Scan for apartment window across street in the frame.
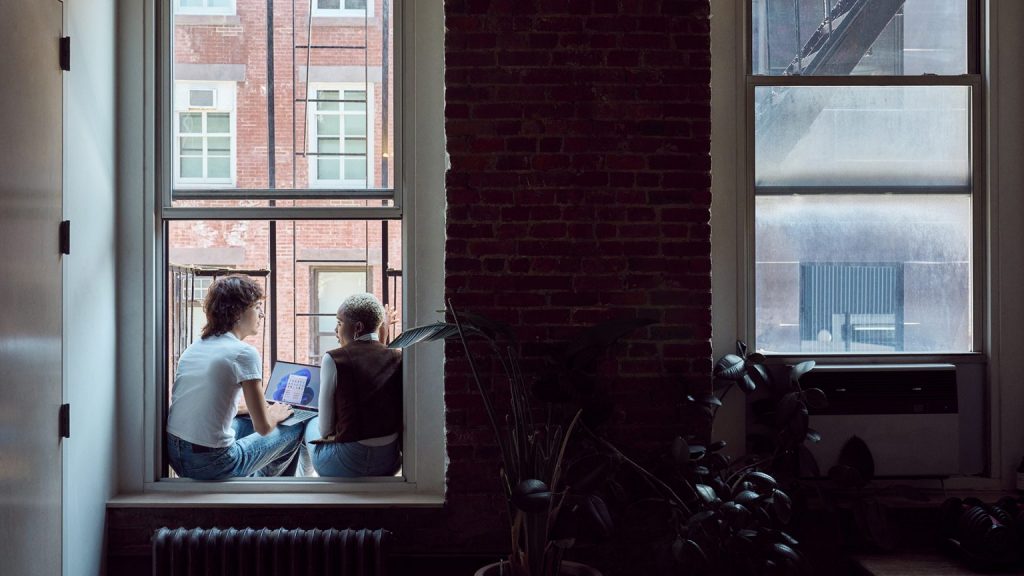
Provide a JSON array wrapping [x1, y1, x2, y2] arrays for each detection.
[[161, 0, 405, 482], [750, 0, 979, 354], [176, 0, 236, 16], [309, 85, 373, 188], [312, 0, 372, 18], [174, 82, 236, 186]]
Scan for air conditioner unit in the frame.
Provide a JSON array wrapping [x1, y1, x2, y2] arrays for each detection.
[[188, 88, 216, 109], [800, 363, 984, 477]]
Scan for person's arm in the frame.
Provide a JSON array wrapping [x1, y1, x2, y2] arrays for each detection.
[[318, 353, 336, 438], [241, 379, 292, 435]]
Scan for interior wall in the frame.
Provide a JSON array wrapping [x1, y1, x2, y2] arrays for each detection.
[[63, 0, 119, 575]]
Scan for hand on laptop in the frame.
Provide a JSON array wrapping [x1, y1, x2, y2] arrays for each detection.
[[268, 402, 293, 425]]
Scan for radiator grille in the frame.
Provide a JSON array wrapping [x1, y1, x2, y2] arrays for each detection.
[[153, 527, 391, 576]]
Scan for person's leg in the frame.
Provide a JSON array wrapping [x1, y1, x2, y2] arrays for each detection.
[[363, 440, 402, 476], [310, 441, 366, 477], [167, 434, 236, 480], [227, 422, 304, 477]]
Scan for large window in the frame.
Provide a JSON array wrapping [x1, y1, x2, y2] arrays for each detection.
[[750, 0, 979, 354], [161, 0, 405, 481]]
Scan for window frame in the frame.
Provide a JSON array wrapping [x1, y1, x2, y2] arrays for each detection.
[[311, 0, 374, 19], [135, 0, 446, 498], [173, 81, 237, 188], [175, 0, 236, 17], [742, 0, 985, 357], [307, 83, 375, 189]]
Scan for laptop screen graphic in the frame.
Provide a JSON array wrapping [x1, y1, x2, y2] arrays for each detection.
[[266, 362, 320, 409]]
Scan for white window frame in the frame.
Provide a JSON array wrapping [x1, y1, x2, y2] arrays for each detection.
[[739, 0, 983, 357], [307, 83, 375, 189], [112, 0, 445, 504], [175, 0, 236, 17], [308, 266, 373, 363], [311, 0, 374, 19], [173, 81, 236, 188]]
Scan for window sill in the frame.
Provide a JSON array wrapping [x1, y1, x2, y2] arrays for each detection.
[[109, 487, 444, 508], [310, 17, 381, 28], [174, 15, 242, 26], [757, 351, 987, 365]]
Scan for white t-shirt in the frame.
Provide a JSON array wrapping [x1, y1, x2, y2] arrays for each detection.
[[317, 333, 398, 446], [166, 332, 263, 448]]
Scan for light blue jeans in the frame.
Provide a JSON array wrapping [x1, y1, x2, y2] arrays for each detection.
[[303, 416, 401, 477], [167, 417, 304, 479]]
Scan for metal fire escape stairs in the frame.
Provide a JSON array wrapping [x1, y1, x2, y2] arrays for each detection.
[[756, 0, 907, 168]]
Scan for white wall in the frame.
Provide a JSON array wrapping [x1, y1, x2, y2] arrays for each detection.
[[63, 0, 118, 574]]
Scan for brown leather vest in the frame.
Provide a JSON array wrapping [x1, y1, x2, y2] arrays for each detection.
[[318, 339, 403, 444]]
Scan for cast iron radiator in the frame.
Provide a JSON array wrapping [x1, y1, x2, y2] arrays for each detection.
[[152, 527, 392, 576]]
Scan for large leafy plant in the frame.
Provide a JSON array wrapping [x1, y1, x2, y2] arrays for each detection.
[[389, 303, 652, 576]]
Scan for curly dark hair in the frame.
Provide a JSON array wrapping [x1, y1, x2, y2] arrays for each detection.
[[201, 274, 265, 339]]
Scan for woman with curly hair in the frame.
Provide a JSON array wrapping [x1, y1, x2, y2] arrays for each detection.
[[166, 274, 303, 479]]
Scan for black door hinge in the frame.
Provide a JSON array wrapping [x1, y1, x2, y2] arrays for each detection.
[[59, 220, 70, 255], [60, 37, 70, 71], [59, 404, 70, 439]]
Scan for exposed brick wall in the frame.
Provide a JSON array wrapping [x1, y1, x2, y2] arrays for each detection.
[[107, 1, 711, 573]]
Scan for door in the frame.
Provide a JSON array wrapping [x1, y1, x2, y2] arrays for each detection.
[[0, 1, 65, 574]]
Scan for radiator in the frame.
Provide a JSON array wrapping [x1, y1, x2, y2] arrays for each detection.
[[153, 527, 392, 576]]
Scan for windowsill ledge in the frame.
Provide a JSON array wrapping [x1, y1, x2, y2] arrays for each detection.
[[108, 490, 444, 509]]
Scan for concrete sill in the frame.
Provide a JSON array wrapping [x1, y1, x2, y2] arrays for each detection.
[[108, 491, 444, 508]]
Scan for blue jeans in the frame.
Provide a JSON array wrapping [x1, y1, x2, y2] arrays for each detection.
[[168, 417, 304, 479], [304, 416, 401, 477]]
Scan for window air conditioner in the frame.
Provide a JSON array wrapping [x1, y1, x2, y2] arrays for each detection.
[[800, 363, 984, 477]]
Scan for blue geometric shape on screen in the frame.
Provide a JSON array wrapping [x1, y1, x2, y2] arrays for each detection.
[[272, 368, 315, 405]]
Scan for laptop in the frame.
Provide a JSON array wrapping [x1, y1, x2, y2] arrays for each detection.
[[263, 360, 322, 426]]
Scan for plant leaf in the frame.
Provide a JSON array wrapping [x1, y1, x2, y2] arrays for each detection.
[[736, 340, 749, 358], [789, 360, 816, 384], [742, 471, 779, 492], [696, 484, 719, 504], [801, 388, 828, 410], [671, 436, 691, 466], [746, 362, 769, 390], [772, 489, 793, 524], [805, 428, 822, 443], [387, 322, 458, 349], [836, 435, 875, 485], [510, 479, 551, 514], [739, 373, 757, 394], [714, 354, 746, 380]]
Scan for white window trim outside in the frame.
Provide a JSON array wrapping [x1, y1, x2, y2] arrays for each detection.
[[307, 83, 375, 189], [175, 0, 236, 17], [173, 80, 236, 188], [312, 0, 374, 19], [309, 265, 373, 364], [112, 0, 445, 504]]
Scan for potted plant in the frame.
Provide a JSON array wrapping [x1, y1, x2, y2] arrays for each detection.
[[389, 303, 653, 576]]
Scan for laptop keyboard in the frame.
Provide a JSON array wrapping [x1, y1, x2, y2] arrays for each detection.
[[282, 408, 317, 426]]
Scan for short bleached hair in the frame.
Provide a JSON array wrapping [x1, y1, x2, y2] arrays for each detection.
[[338, 292, 385, 333]]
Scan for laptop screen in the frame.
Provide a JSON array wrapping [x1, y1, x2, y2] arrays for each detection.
[[264, 361, 321, 410]]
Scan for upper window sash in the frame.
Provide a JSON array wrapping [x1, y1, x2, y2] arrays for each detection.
[[161, 0, 400, 218], [748, 0, 979, 77]]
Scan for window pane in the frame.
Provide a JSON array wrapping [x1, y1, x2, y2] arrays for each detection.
[[755, 195, 971, 353], [180, 0, 202, 8], [318, 0, 341, 9], [180, 137, 203, 154], [344, 90, 367, 112], [179, 113, 202, 134], [207, 157, 230, 179], [208, 0, 231, 7], [751, 0, 968, 75], [180, 157, 203, 178], [318, 138, 340, 154], [344, 115, 366, 137], [207, 113, 230, 134], [344, 139, 366, 154], [207, 136, 231, 154], [316, 270, 368, 333], [345, 0, 367, 10], [318, 158, 340, 180], [317, 90, 340, 111], [317, 115, 340, 136], [755, 85, 971, 189], [344, 158, 367, 181]]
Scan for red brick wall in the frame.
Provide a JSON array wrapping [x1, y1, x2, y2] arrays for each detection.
[[108, 1, 711, 573]]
